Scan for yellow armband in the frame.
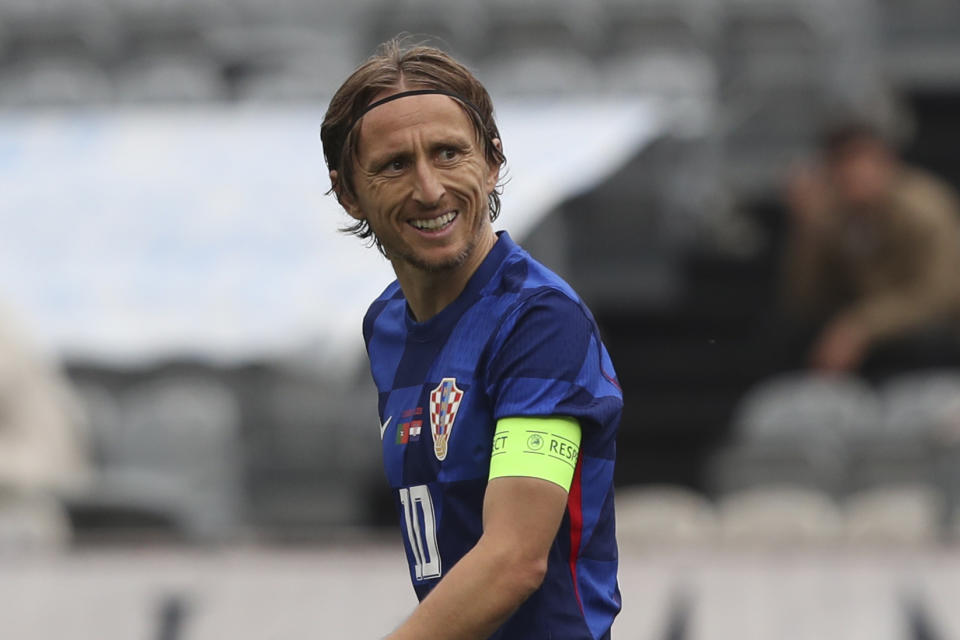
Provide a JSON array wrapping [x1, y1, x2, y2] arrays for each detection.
[[489, 416, 582, 490]]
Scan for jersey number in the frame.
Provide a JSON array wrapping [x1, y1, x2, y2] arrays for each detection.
[[399, 485, 442, 580]]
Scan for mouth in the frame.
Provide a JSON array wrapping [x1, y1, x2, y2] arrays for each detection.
[[408, 210, 458, 233]]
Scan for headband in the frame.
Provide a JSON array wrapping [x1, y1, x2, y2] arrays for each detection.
[[343, 89, 485, 139]]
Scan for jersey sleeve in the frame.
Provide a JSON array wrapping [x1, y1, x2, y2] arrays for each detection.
[[483, 289, 621, 431]]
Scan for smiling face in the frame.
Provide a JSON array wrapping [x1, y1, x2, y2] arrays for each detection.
[[336, 91, 500, 279]]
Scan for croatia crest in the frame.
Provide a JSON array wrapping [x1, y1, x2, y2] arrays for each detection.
[[429, 377, 464, 461]]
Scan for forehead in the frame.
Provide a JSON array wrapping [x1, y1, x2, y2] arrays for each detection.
[[356, 93, 476, 157]]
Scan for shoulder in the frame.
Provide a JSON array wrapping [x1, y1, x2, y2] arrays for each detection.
[[485, 281, 600, 381], [504, 286, 594, 336], [487, 240, 590, 321], [362, 280, 404, 347], [894, 168, 960, 228]]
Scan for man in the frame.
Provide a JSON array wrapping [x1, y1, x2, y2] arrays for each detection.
[[783, 121, 960, 372], [321, 40, 621, 639]]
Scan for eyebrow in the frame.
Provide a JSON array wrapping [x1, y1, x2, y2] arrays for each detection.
[[366, 135, 473, 169], [366, 150, 412, 170]]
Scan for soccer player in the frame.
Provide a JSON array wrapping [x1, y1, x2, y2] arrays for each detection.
[[320, 39, 622, 639]]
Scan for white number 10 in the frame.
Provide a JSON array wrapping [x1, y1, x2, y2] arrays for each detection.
[[399, 484, 442, 580]]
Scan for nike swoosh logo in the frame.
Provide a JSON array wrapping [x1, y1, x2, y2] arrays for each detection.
[[380, 416, 392, 440]]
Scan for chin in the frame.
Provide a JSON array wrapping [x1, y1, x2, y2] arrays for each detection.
[[407, 247, 472, 273]]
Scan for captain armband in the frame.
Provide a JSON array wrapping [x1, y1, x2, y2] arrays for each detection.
[[488, 416, 582, 491]]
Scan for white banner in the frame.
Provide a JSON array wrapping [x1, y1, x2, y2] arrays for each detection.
[[0, 100, 661, 365]]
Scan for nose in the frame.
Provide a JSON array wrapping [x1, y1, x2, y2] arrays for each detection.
[[411, 158, 445, 206]]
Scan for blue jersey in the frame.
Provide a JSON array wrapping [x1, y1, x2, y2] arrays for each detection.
[[363, 231, 622, 639]]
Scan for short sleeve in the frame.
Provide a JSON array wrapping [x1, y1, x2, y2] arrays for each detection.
[[484, 289, 618, 427]]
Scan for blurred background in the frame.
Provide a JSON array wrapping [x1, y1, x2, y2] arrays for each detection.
[[3, 0, 960, 637]]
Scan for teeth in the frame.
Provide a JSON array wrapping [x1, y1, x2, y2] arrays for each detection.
[[411, 211, 456, 231]]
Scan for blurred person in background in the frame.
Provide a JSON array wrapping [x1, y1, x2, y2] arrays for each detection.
[[782, 120, 960, 374], [0, 305, 90, 545], [321, 40, 621, 639]]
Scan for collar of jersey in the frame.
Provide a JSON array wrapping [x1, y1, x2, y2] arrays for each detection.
[[405, 230, 516, 341]]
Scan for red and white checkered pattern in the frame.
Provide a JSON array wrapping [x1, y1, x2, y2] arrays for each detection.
[[430, 378, 464, 460]]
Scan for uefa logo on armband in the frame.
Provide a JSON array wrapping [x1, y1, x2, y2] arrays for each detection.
[[429, 377, 463, 461]]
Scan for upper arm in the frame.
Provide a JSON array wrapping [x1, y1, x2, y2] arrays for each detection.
[[480, 475, 568, 577], [485, 289, 618, 422]]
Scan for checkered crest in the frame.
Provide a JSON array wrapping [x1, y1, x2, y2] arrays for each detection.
[[430, 377, 463, 461]]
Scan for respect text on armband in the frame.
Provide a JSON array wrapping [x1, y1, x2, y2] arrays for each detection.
[[523, 430, 578, 468]]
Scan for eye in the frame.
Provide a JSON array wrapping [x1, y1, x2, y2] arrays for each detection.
[[381, 157, 407, 174], [438, 147, 460, 162]]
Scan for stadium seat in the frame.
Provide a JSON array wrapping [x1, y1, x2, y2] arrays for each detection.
[[482, 0, 604, 58], [599, 49, 716, 100], [0, 56, 114, 107], [363, 0, 487, 62], [480, 50, 600, 97], [598, 0, 721, 58], [842, 370, 960, 494], [114, 52, 225, 104], [877, 371, 960, 535], [616, 485, 718, 546], [843, 484, 945, 544], [709, 372, 882, 496], [879, 369, 960, 443], [717, 0, 848, 196], [70, 382, 122, 468], [0, 492, 72, 553], [91, 375, 243, 539], [718, 485, 844, 545], [876, 0, 960, 88], [243, 370, 381, 529], [108, 0, 238, 31], [219, 26, 358, 103]]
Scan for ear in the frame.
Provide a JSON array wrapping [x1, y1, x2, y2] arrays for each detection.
[[330, 170, 365, 221], [485, 138, 502, 193]]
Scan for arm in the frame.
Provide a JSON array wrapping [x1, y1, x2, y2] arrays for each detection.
[[839, 220, 959, 342], [781, 164, 840, 318], [386, 475, 568, 640], [811, 188, 960, 370]]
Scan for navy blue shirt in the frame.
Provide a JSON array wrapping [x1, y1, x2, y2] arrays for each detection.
[[364, 231, 622, 639]]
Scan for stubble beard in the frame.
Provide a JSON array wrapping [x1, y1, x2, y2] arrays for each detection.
[[381, 211, 485, 274]]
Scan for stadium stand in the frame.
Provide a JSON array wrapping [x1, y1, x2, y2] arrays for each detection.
[[877, 0, 960, 90], [219, 26, 356, 103], [843, 484, 944, 544], [71, 381, 122, 469], [243, 366, 381, 534], [842, 370, 960, 497], [5, 6, 960, 638], [0, 55, 114, 107], [616, 485, 719, 546], [717, 485, 844, 544], [0, 492, 72, 553], [72, 375, 244, 540], [482, 0, 604, 58], [114, 51, 226, 103], [710, 373, 881, 497], [599, 0, 721, 57], [0, 0, 957, 552], [481, 49, 600, 97], [364, 0, 488, 63], [717, 0, 843, 195]]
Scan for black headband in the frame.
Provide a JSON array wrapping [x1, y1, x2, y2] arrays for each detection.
[[344, 89, 485, 139]]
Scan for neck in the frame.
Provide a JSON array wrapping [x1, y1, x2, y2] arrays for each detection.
[[394, 230, 498, 322]]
